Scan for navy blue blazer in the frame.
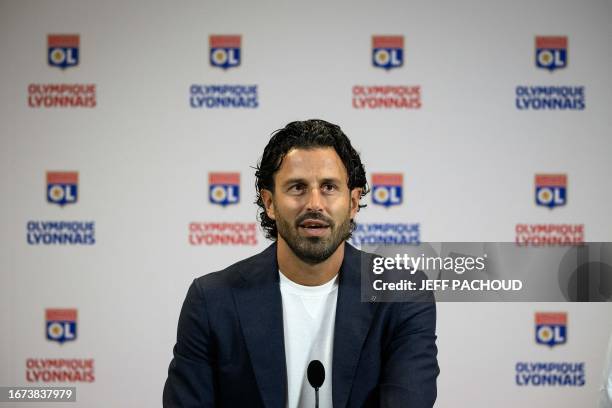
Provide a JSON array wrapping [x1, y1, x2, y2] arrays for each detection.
[[163, 243, 438, 407]]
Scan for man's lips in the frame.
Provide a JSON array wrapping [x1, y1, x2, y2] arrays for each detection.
[[298, 219, 330, 228], [298, 219, 331, 237]]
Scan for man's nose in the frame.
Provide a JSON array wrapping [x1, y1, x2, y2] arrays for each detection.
[[305, 187, 324, 212]]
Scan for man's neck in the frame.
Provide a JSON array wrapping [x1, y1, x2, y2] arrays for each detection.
[[276, 238, 344, 286]]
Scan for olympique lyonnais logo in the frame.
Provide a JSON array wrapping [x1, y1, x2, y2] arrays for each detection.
[[47, 171, 78, 206], [349, 223, 420, 247], [516, 36, 584, 111], [372, 35, 403, 70], [48, 34, 79, 69], [535, 312, 567, 348], [190, 84, 258, 108], [46, 308, 77, 344], [535, 174, 567, 209], [515, 224, 584, 246], [26, 221, 96, 245], [536, 36, 567, 72], [210, 35, 241, 69], [515, 86, 584, 110], [515, 361, 585, 387], [26, 359, 95, 383], [189, 222, 258, 245], [352, 85, 421, 109], [372, 173, 403, 207], [209, 172, 240, 206], [28, 83, 97, 108]]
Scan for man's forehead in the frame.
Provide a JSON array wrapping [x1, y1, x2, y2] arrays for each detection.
[[276, 147, 348, 178]]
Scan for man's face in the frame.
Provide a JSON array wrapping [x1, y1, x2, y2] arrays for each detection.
[[263, 147, 361, 265]]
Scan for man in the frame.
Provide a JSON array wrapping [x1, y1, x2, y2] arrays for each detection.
[[163, 119, 439, 407]]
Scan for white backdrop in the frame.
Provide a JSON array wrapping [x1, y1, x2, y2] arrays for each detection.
[[1, 0, 611, 406]]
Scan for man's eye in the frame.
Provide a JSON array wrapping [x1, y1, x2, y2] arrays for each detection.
[[322, 184, 337, 192], [289, 184, 305, 192]]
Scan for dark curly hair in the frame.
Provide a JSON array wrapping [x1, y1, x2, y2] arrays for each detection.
[[255, 119, 369, 240]]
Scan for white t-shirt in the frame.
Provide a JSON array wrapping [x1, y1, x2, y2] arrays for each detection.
[[279, 270, 338, 408]]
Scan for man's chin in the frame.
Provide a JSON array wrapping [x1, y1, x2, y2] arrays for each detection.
[[293, 240, 343, 265], [295, 251, 334, 265]]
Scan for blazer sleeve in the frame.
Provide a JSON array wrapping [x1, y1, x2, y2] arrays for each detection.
[[379, 289, 439, 408], [163, 279, 216, 407]]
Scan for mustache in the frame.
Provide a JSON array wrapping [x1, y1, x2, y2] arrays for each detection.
[[295, 212, 334, 227]]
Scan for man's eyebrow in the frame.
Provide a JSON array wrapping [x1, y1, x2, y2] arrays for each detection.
[[282, 178, 307, 187], [320, 177, 343, 185], [281, 177, 344, 186]]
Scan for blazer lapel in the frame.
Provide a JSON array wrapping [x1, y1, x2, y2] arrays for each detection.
[[233, 243, 287, 408], [332, 243, 376, 408]]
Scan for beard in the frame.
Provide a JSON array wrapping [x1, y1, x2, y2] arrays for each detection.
[[275, 209, 351, 265]]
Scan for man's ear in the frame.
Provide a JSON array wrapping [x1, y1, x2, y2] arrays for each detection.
[[349, 188, 361, 219], [262, 189, 276, 220]]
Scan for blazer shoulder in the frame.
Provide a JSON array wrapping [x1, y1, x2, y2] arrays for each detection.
[[193, 243, 276, 293]]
